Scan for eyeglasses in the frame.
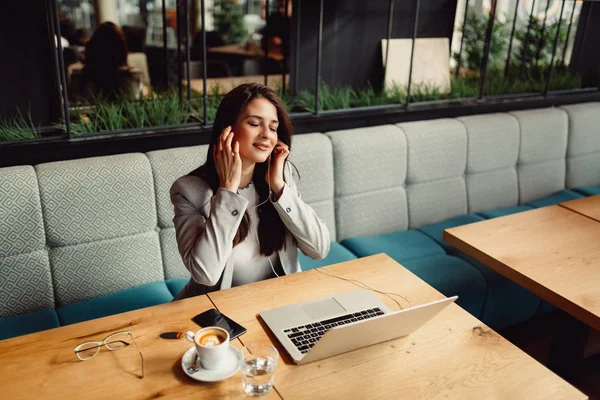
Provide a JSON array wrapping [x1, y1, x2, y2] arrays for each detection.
[[73, 330, 144, 378]]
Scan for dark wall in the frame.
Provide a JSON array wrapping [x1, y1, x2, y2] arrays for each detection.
[[290, 0, 459, 94], [0, 2, 61, 127], [571, 1, 600, 88]]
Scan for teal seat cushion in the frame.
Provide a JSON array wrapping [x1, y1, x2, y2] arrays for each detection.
[[299, 242, 357, 271], [341, 230, 445, 263], [166, 278, 189, 297], [574, 187, 600, 196], [401, 255, 486, 319], [526, 189, 584, 208], [0, 309, 60, 341], [478, 205, 534, 219], [417, 214, 486, 253], [457, 254, 541, 330], [57, 281, 174, 325]]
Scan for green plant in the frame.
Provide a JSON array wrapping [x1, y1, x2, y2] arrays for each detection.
[[454, 11, 508, 71], [64, 91, 194, 135], [514, 16, 569, 70], [0, 109, 40, 141], [293, 83, 358, 112], [212, 0, 247, 45], [294, 82, 408, 112]]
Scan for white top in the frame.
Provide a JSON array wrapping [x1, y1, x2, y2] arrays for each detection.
[[231, 182, 281, 287]]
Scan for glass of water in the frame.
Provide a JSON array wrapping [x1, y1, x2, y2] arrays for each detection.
[[238, 344, 279, 397]]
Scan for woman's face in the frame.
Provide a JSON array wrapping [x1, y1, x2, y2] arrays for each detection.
[[232, 98, 279, 166]]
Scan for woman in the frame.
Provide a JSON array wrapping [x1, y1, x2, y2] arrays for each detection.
[[68, 22, 143, 103], [171, 83, 330, 300]]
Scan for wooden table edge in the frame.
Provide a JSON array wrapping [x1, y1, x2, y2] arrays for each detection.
[[443, 229, 600, 333], [558, 201, 600, 223]]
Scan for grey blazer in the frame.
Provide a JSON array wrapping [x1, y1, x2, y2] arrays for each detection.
[[170, 164, 330, 300]]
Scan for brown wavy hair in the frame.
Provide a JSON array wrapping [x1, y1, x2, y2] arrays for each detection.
[[190, 83, 293, 255]]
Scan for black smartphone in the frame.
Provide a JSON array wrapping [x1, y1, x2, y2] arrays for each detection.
[[192, 309, 247, 340]]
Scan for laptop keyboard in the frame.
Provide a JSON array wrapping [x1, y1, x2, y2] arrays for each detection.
[[283, 307, 385, 354]]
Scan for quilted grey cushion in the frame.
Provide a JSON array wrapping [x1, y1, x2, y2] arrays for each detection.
[[36, 154, 157, 247], [400, 118, 466, 183], [335, 188, 408, 240], [328, 125, 407, 194], [0, 166, 54, 318], [459, 113, 520, 212], [518, 161, 566, 202], [327, 125, 408, 240], [50, 231, 163, 306], [460, 113, 520, 173], [147, 145, 207, 228], [561, 102, 600, 188], [511, 108, 568, 203], [288, 133, 336, 239], [0, 251, 54, 317], [467, 169, 518, 212], [400, 119, 468, 228], [408, 178, 467, 228], [0, 166, 46, 257]]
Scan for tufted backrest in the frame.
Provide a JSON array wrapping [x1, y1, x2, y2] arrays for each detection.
[[511, 108, 569, 203], [0, 166, 54, 317], [147, 145, 207, 280], [327, 125, 408, 241], [36, 154, 163, 306], [288, 133, 337, 240], [562, 102, 600, 188], [400, 118, 468, 228], [459, 113, 520, 213], [327, 102, 599, 238]]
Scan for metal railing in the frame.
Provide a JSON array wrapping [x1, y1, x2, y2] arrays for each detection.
[[2, 0, 599, 148]]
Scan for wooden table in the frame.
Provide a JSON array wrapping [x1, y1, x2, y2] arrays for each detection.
[[560, 195, 600, 223], [0, 295, 280, 399], [0, 254, 585, 399], [208, 254, 585, 399], [185, 74, 289, 95], [444, 205, 600, 333]]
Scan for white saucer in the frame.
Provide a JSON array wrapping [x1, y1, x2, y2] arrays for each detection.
[[181, 345, 240, 382]]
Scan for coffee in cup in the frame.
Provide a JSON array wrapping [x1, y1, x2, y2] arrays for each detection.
[[196, 329, 226, 347], [185, 326, 230, 370]]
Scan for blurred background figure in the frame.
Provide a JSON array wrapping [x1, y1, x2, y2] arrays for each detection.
[[259, 0, 290, 74], [68, 22, 143, 103], [260, 0, 289, 59]]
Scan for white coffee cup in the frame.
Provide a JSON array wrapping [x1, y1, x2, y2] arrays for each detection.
[[185, 326, 230, 370]]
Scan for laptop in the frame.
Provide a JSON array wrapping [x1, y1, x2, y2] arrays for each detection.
[[259, 289, 457, 364]]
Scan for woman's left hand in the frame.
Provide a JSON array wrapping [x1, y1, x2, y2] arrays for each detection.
[[267, 140, 289, 198]]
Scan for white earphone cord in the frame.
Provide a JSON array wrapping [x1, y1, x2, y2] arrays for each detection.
[[314, 267, 412, 310]]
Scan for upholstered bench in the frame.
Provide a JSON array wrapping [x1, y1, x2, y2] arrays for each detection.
[[1, 101, 598, 340]]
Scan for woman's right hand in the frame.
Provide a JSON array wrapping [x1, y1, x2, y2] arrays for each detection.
[[214, 126, 242, 193]]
